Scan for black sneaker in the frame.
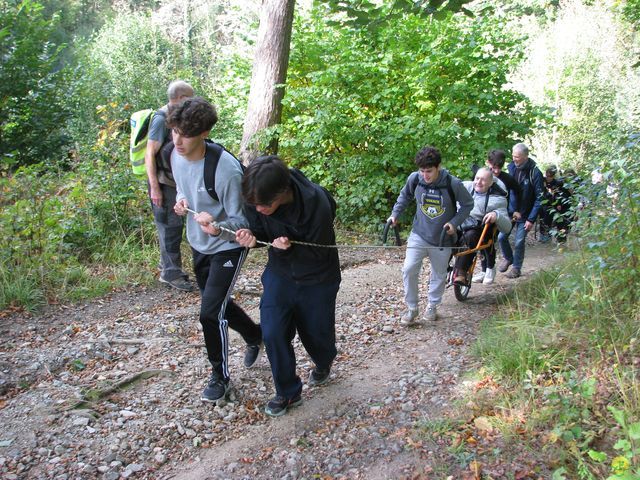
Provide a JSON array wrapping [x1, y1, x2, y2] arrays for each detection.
[[159, 276, 195, 292], [264, 393, 302, 417], [307, 367, 331, 387], [243, 343, 262, 369], [201, 375, 230, 403]]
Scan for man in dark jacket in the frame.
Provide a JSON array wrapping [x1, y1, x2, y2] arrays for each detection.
[[236, 156, 341, 417], [498, 143, 545, 278]]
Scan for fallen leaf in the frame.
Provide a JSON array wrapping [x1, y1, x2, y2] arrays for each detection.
[[474, 416, 494, 432]]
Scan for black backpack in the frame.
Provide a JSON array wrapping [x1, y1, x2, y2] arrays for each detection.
[[160, 140, 244, 202]]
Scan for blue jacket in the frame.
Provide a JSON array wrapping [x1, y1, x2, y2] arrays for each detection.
[[507, 159, 544, 223]]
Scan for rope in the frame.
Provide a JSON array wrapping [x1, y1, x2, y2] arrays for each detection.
[[184, 208, 468, 250]]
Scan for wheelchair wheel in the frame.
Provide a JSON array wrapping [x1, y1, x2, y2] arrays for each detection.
[[454, 283, 471, 301]]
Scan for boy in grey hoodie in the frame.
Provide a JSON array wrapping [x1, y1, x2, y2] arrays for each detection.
[[388, 146, 473, 323], [168, 97, 262, 403]]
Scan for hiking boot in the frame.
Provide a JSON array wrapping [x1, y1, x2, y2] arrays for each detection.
[[308, 367, 331, 387], [498, 258, 512, 273], [264, 393, 303, 417], [160, 276, 195, 292], [482, 268, 496, 285], [505, 267, 521, 279], [423, 304, 438, 322], [472, 270, 485, 283], [243, 343, 262, 369], [400, 308, 419, 326], [201, 375, 230, 403]]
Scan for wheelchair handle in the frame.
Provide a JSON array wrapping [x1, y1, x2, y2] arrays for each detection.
[[382, 219, 402, 246], [438, 228, 448, 250]]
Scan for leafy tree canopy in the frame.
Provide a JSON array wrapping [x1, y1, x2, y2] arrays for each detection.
[[280, 4, 544, 225], [0, 0, 71, 171]]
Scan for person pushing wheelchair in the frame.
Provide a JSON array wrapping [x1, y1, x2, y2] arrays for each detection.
[[388, 146, 473, 325]]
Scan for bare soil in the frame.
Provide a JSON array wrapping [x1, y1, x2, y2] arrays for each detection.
[[0, 242, 563, 480]]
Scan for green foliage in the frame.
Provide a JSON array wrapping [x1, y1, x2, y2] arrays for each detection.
[[515, 1, 640, 173], [621, 0, 640, 26], [281, 6, 542, 225], [471, 135, 640, 478], [325, 0, 476, 30], [75, 13, 180, 114], [0, 0, 71, 170], [588, 406, 640, 479], [0, 101, 156, 310]]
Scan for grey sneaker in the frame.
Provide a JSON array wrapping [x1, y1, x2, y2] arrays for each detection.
[[201, 375, 230, 403], [160, 276, 195, 292], [243, 343, 262, 369], [498, 258, 512, 273], [400, 308, 419, 326], [423, 304, 438, 322], [505, 267, 521, 279], [308, 367, 331, 386]]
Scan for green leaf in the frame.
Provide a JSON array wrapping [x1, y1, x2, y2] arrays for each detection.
[[552, 467, 568, 480], [588, 450, 607, 462], [613, 439, 632, 451], [609, 406, 627, 428], [628, 422, 640, 440]]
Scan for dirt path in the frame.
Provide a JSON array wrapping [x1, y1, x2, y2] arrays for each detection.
[[0, 243, 562, 479]]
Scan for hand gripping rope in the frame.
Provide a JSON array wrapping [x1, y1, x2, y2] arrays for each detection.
[[185, 208, 467, 251]]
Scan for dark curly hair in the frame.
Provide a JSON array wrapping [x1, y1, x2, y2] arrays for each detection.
[[414, 146, 441, 169], [166, 96, 218, 137]]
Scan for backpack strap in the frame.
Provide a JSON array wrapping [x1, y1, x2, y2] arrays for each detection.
[[203, 142, 224, 202], [488, 182, 507, 197], [204, 141, 244, 202], [446, 175, 456, 207], [410, 172, 456, 206]]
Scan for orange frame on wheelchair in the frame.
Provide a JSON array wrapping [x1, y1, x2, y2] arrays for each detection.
[[453, 223, 495, 258]]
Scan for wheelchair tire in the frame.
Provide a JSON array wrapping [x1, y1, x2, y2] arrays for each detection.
[[454, 283, 470, 301]]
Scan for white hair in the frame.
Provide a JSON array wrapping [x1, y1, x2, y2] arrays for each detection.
[[513, 142, 529, 156]]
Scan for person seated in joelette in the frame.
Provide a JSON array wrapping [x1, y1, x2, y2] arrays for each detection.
[[454, 167, 512, 285]]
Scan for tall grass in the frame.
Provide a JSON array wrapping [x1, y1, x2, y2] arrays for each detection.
[[466, 135, 640, 477]]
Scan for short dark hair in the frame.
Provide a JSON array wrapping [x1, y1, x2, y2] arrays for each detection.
[[242, 155, 291, 206], [414, 146, 441, 169], [487, 149, 506, 169], [166, 96, 218, 137], [545, 166, 557, 177]]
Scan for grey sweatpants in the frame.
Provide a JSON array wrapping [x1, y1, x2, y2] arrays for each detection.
[[402, 231, 451, 310]]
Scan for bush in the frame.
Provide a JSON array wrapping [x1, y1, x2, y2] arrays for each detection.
[[0, 0, 72, 170]]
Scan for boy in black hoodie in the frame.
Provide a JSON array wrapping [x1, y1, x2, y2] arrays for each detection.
[[236, 156, 341, 417]]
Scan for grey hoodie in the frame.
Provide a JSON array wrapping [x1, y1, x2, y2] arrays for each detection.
[[460, 179, 512, 234], [391, 168, 473, 246], [172, 148, 247, 255]]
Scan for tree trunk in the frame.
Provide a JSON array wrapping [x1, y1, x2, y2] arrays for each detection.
[[239, 0, 295, 164]]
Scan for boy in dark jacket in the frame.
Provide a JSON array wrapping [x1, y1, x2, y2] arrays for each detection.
[[236, 156, 341, 417], [498, 143, 545, 278]]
